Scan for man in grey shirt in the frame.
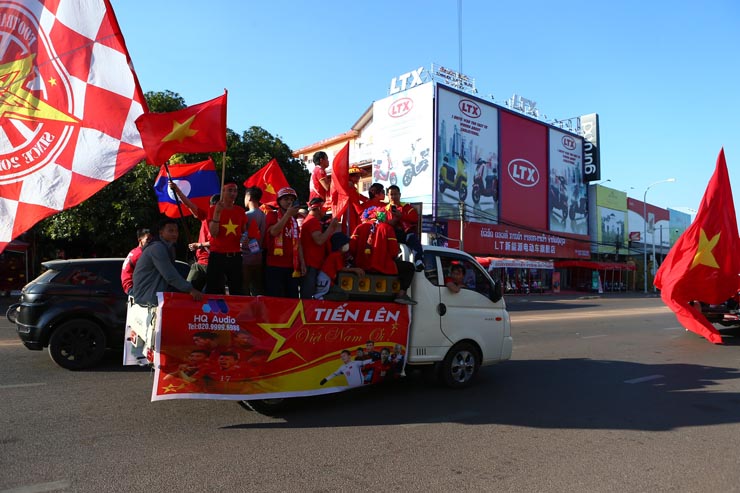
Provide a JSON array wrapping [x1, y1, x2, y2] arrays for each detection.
[[131, 218, 203, 306]]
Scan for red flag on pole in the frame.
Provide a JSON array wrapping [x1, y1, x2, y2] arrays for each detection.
[[655, 148, 740, 344], [330, 142, 351, 218], [135, 92, 227, 165], [0, 0, 147, 254], [244, 159, 289, 206]]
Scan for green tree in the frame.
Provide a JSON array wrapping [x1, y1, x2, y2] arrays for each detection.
[[35, 90, 309, 258]]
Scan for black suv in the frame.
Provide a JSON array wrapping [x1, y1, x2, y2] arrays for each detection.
[[7, 258, 128, 370], [6, 257, 191, 370]]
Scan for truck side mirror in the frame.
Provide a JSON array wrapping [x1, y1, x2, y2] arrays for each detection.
[[490, 280, 503, 303]]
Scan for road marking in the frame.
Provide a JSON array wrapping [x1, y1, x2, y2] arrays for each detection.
[[0, 383, 46, 390], [0, 480, 71, 493], [624, 374, 664, 384], [0, 340, 23, 347], [581, 334, 607, 339], [512, 306, 671, 323]]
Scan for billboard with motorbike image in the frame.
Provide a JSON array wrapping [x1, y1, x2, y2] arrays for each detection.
[[435, 85, 499, 223], [548, 128, 588, 235], [371, 82, 435, 208]]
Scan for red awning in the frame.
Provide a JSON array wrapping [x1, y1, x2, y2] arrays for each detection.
[[554, 260, 636, 271], [6, 240, 29, 252]]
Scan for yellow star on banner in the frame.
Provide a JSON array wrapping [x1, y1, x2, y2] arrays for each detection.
[[691, 228, 720, 269], [161, 114, 198, 143], [0, 54, 77, 124], [162, 382, 186, 393], [259, 302, 307, 363], [221, 219, 238, 236]]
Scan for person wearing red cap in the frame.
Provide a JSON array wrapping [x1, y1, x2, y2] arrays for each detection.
[[265, 186, 305, 298], [207, 179, 248, 295]]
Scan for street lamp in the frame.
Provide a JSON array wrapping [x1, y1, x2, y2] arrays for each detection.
[[643, 178, 676, 293]]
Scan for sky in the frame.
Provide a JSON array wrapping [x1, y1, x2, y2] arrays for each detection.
[[114, 0, 739, 217]]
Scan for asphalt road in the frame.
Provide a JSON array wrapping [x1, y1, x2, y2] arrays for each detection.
[[3, 294, 740, 492]]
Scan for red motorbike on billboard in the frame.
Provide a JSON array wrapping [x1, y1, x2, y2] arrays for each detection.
[[373, 150, 397, 186]]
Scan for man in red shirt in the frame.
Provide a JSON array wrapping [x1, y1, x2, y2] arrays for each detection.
[[207, 179, 248, 295], [300, 197, 339, 299], [387, 184, 424, 272], [121, 228, 153, 295], [309, 151, 331, 203], [265, 187, 305, 298]]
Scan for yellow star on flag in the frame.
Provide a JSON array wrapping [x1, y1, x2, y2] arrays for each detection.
[[161, 114, 198, 143], [691, 228, 720, 269], [221, 219, 238, 236], [265, 183, 276, 194]]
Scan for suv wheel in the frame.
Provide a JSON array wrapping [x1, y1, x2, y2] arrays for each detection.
[[48, 320, 107, 370], [440, 342, 479, 388]]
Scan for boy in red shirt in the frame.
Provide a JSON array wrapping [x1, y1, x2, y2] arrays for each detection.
[[300, 197, 339, 299], [207, 179, 248, 295], [315, 233, 365, 300], [445, 263, 466, 293]]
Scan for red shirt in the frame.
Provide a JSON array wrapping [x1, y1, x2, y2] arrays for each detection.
[[350, 222, 373, 271], [370, 222, 399, 275], [300, 215, 330, 270], [309, 165, 328, 202], [208, 205, 247, 253], [121, 245, 143, 294], [320, 250, 346, 284], [367, 359, 393, 384], [265, 209, 299, 268]]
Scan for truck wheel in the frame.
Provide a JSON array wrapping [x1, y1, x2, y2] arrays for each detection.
[[240, 398, 287, 415], [440, 342, 479, 388], [48, 319, 107, 370]]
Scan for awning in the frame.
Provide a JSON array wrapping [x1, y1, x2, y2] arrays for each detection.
[[554, 260, 636, 271], [477, 257, 554, 270], [6, 240, 29, 252]]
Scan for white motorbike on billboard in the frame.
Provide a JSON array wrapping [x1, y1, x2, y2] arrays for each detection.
[[401, 138, 430, 187]]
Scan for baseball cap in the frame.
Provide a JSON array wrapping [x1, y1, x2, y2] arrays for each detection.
[[277, 187, 297, 200]]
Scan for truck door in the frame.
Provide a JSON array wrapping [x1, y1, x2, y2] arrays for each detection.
[[435, 253, 507, 361]]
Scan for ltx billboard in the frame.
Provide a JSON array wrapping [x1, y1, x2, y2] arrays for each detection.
[[371, 83, 591, 259]]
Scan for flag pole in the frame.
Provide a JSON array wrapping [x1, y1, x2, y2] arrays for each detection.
[[163, 160, 193, 251]]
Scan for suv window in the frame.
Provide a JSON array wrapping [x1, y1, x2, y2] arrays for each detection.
[[54, 261, 121, 289]]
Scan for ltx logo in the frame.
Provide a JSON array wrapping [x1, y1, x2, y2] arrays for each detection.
[[458, 99, 481, 118], [388, 98, 413, 118], [507, 159, 540, 188], [202, 299, 229, 314], [561, 135, 577, 150]]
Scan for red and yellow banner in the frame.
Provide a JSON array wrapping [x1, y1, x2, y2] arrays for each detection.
[[152, 293, 411, 401]]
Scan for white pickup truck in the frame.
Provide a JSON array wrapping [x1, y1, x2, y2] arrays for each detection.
[[125, 245, 512, 411]]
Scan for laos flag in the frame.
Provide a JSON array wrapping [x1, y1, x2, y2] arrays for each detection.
[[154, 159, 220, 218]]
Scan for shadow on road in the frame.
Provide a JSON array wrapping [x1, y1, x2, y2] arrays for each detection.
[[223, 358, 740, 432]]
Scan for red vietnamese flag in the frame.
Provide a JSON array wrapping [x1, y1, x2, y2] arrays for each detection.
[[655, 149, 740, 344], [135, 92, 227, 165], [330, 142, 351, 218], [244, 159, 289, 206]]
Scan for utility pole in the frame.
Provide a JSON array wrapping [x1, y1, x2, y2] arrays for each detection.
[[459, 201, 465, 251]]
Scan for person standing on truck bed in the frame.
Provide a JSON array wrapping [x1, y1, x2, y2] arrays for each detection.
[[207, 178, 248, 295], [131, 218, 203, 306], [265, 187, 305, 298]]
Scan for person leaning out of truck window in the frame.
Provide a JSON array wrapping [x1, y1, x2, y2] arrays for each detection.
[[445, 263, 466, 294]]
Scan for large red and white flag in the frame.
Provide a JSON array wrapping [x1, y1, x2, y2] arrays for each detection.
[[655, 149, 740, 344], [0, 0, 147, 254]]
